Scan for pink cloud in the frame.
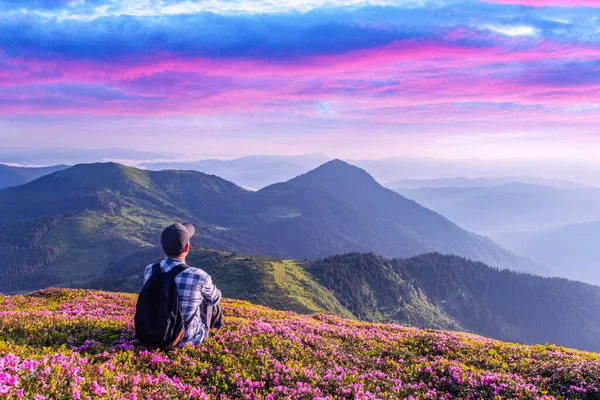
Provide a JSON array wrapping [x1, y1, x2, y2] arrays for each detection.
[[3, 34, 600, 86], [1, 32, 600, 126]]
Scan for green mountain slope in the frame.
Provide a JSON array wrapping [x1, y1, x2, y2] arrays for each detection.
[[305, 253, 459, 330], [396, 253, 600, 350], [0, 160, 543, 292], [87, 249, 354, 319], [0, 163, 279, 291], [284, 160, 544, 273], [307, 252, 600, 351], [85, 248, 600, 352]]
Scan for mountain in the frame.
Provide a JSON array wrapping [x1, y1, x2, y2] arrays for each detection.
[[0, 163, 277, 291], [276, 160, 544, 273], [497, 220, 600, 285], [4, 289, 600, 399], [87, 249, 600, 351], [0, 160, 544, 292], [138, 153, 331, 189], [395, 183, 600, 235], [388, 176, 585, 189], [0, 163, 69, 189]]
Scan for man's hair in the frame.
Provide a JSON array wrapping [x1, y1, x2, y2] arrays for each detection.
[[164, 241, 188, 257], [165, 243, 189, 257]]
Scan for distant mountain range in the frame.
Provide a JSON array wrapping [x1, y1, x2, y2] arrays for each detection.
[[351, 157, 599, 187], [0, 164, 69, 190], [497, 220, 600, 286], [0, 159, 544, 292], [395, 183, 600, 236], [389, 176, 585, 190], [138, 153, 331, 190], [394, 181, 600, 284], [5, 150, 598, 187], [88, 249, 600, 352], [139, 155, 594, 191]]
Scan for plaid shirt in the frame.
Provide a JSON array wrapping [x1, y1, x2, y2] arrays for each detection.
[[143, 257, 222, 346]]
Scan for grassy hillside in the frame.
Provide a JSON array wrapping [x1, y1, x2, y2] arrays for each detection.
[[0, 288, 599, 399], [0, 160, 543, 292], [0, 163, 280, 291], [82, 249, 600, 352], [87, 249, 354, 319]]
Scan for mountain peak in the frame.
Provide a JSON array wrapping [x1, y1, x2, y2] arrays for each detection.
[[291, 159, 378, 187], [59, 161, 125, 173], [322, 158, 351, 167], [48, 162, 152, 189]]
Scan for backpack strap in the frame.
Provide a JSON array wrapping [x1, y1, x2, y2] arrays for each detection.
[[150, 263, 189, 279], [151, 263, 162, 276]]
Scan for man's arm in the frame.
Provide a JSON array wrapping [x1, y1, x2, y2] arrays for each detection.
[[200, 274, 222, 306]]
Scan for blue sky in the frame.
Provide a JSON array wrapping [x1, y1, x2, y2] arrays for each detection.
[[1, 0, 599, 159]]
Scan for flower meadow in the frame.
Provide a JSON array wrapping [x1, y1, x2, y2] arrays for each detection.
[[1, 289, 600, 399]]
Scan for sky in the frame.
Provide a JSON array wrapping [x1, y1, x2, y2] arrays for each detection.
[[1, 0, 599, 160]]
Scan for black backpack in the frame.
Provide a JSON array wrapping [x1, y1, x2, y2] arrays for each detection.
[[134, 263, 189, 350]]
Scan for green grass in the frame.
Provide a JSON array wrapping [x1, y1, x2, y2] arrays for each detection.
[[85, 250, 354, 320], [270, 260, 354, 318], [188, 253, 354, 318], [118, 164, 152, 189], [258, 205, 302, 223]]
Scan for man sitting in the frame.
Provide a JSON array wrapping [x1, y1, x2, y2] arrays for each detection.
[[135, 223, 222, 349]]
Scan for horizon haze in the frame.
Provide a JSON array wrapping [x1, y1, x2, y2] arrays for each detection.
[[3, 148, 600, 187]]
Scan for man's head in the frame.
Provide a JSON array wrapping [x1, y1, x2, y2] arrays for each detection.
[[161, 222, 195, 259]]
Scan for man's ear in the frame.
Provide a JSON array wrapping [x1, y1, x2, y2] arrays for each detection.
[[184, 243, 190, 253]]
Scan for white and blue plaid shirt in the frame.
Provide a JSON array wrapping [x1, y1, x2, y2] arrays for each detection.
[[143, 257, 222, 346]]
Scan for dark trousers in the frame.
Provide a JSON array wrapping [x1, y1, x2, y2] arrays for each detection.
[[201, 303, 223, 334]]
